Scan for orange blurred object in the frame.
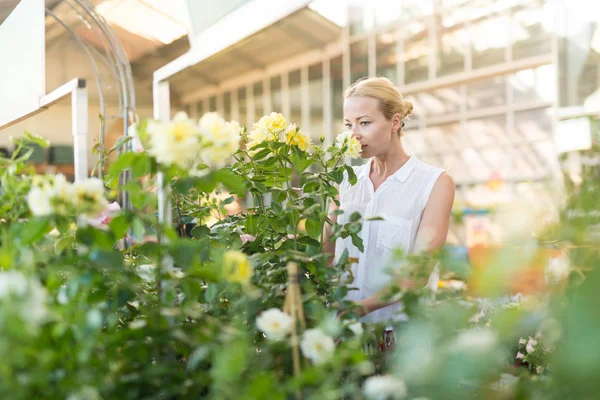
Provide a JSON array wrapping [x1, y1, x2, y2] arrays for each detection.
[[467, 244, 553, 296]]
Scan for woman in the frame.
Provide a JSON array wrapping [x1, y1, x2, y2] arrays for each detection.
[[324, 77, 455, 326]]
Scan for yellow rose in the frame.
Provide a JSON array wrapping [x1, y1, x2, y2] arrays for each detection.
[[261, 112, 288, 135], [284, 124, 312, 152], [223, 250, 253, 284]]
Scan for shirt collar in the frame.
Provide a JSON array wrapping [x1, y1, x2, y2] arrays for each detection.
[[358, 155, 417, 183]]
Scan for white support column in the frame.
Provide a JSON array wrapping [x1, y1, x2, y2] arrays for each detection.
[[153, 79, 172, 226], [464, 20, 472, 72], [323, 58, 332, 146], [263, 77, 271, 113], [428, 13, 438, 80], [71, 82, 88, 183], [190, 101, 199, 119], [231, 88, 239, 122], [247, 83, 255, 126], [282, 72, 290, 119], [153, 80, 171, 122], [301, 65, 310, 132], [342, 2, 351, 88], [216, 92, 224, 115], [396, 28, 404, 85], [368, 33, 376, 78]]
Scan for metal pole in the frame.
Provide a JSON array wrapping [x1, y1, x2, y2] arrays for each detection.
[[72, 80, 88, 182]]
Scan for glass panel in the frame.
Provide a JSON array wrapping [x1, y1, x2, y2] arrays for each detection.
[[511, 0, 552, 60], [197, 100, 204, 118], [270, 75, 282, 114], [418, 87, 461, 117], [350, 39, 369, 84], [348, 2, 369, 35], [441, 152, 467, 182], [466, 115, 509, 147], [461, 148, 493, 181], [374, 0, 402, 27], [478, 146, 511, 180], [238, 87, 248, 128], [223, 92, 231, 120], [331, 56, 345, 137], [422, 122, 462, 153], [402, 128, 426, 154], [514, 108, 552, 142], [209, 97, 217, 112], [289, 69, 302, 125], [402, 0, 433, 20], [558, 6, 600, 108], [437, 18, 467, 77], [403, 95, 423, 122], [466, 77, 506, 110], [402, 20, 429, 84], [308, 63, 323, 140], [253, 81, 264, 118], [512, 143, 546, 179], [510, 65, 556, 104], [471, 13, 509, 69], [376, 30, 397, 82]]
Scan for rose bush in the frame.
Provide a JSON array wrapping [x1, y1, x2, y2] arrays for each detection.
[[0, 117, 598, 400]]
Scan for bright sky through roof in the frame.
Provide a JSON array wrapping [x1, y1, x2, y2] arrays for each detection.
[[96, 0, 189, 44]]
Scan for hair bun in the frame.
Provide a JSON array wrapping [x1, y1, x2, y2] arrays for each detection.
[[402, 99, 414, 119]]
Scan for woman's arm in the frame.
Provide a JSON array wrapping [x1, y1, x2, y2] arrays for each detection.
[[355, 172, 456, 317]]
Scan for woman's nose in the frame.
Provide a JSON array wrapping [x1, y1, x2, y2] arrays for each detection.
[[350, 128, 361, 139]]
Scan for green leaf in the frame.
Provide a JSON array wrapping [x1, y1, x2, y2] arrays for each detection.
[[331, 169, 344, 184], [245, 214, 258, 235], [216, 168, 246, 195], [77, 226, 115, 250], [252, 148, 271, 161], [170, 240, 199, 269], [89, 249, 123, 269], [191, 225, 210, 238], [16, 217, 51, 245], [109, 214, 131, 239], [344, 164, 357, 185], [350, 232, 364, 252], [305, 218, 322, 240], [24, 131, 50, 148], [109, 136, 134, 153], [194, 171, 217, 193], [290, 148, 313, 174], [303, 181, 319, 193]]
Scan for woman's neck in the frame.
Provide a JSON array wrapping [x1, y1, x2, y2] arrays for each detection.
[[371, 141, 411, 179]]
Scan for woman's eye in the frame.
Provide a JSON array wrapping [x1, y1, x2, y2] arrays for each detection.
[[360, 121, 370, 126], [344, 124, 352, 128]]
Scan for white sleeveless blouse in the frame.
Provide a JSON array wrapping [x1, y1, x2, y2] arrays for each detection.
[[334, 155, 445, 324]]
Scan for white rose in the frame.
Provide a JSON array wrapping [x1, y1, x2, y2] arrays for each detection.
[[27, 186, 52, 216], [147, 112, 202, 170], [453, 328, 497, 353], [516, 352, 525, 360], [526, 343, 535, 354], [256, 308, 293, 340], [519, 338, 526, 345], [346, 321, 364, 337], [363, 375, 407, 400], [335, 130, 362, 159], [300, 328, 335, 365], [0, 271, 47, 327]]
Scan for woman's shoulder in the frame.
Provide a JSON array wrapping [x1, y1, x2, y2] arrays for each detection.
[[412, 156, 445, 175]]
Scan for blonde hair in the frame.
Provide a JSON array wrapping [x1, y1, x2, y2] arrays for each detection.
[[344, 77, 413, 136]]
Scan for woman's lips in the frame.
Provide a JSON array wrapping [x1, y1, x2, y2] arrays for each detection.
[[361, 144, 368, 150]]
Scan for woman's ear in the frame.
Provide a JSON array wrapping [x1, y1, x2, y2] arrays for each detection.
[[392, 113, 402, 134]]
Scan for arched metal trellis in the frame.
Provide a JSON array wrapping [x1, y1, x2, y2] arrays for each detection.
[[45, 0, 136, 209]]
